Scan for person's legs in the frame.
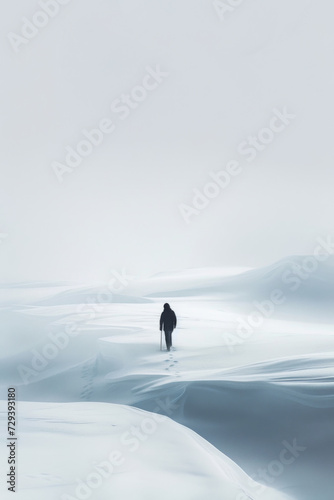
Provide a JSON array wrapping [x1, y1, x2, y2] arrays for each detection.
[[168, 331, 172, 350], [164, 330, 172, 351]]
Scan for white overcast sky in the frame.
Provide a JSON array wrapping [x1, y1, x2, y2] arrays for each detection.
[[1, 0, 334, 283]]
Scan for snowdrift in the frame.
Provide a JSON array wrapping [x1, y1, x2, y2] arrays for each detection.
[[0, 401, 292, 500], [1, 259, 334, 499], [125, 256, 334, 319]]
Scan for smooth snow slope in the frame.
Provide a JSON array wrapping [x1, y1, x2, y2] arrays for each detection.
[[0, 401, 291, 500]]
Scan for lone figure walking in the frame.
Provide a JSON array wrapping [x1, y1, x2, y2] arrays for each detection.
[[159, 303, 177, 351]]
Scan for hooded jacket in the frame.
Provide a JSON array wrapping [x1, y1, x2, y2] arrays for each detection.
[[159, 303, 177, 332]]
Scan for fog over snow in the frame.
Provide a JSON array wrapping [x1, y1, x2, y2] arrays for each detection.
[[1, 0, 334, 282]]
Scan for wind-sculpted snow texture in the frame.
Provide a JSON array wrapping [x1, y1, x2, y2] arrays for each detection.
[[1, 258, 334, 499]]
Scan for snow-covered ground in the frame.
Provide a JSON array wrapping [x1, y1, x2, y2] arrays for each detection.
[[1, 257, 334, 499]]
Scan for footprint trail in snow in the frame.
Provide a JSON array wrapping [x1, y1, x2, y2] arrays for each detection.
[[164, 348, 181, 376]]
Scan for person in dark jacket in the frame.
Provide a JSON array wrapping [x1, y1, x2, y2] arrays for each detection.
[[159, 303, 177, 351]]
